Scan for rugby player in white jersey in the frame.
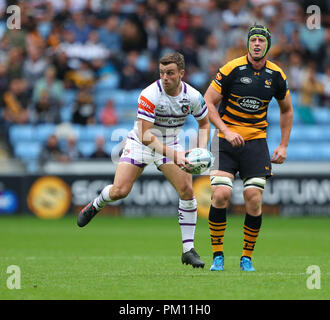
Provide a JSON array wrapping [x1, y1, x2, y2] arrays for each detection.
[[77, 52, 210, 268]]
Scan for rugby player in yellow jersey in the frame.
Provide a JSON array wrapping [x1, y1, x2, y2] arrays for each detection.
[[204, 25, 293, 271]]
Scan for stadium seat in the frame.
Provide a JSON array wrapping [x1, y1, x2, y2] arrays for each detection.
[[313, 107, 330, 124], [78, 125, 108, 142], [77, 141, 96, 157], [13, 141, 42, 160], [286, 142, 330, 161], [35, 124, 56, 142], [9, 125, 35, 145]]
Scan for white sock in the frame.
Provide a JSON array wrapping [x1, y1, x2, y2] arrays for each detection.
[[93, 184, 114, 211], [178, 198, 197, 253]]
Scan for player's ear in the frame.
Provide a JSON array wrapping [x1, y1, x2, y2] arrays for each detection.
[[179, 69, 185, 78]]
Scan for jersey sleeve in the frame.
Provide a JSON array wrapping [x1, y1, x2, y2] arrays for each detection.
[[210, 65, 232, 95], [191, 93, 208, 120], [274, 71, 290, 100], [137, 90, 156, 123]]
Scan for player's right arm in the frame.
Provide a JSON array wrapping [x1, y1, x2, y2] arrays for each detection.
[[137, 118, 191, 170], [204, 85, 245, 147]]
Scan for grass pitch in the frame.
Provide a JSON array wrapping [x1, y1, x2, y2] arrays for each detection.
[[0, 214, 329, 300]]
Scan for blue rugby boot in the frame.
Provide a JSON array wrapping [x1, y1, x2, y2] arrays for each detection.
[[240, 256, 256, 271], [210, 255, 224, 271]]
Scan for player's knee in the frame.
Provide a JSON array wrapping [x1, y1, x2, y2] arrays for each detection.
[[212, 187, 232, 208], [111, 185, 131, 200], [210, 176, 233, 207], [177, 183, 194, 199], [244, 189, 263, 214]]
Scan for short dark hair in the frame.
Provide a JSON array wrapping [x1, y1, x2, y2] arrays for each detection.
[[159, 52, 185, 70]]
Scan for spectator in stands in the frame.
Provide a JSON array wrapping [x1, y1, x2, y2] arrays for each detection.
[[120, 18, 147, 53], [72, 89, 96, 125], [179, 33, 200, 70], [1, 27, 26, 51], [297, 62, 324, 123], [23, 46, 48, 90], [39, 134, 67, 165], [319, 64, 330, 107], [63, 134, 82, 161], [66, 60, 95, 89], [201, 0, 222, 33], [189, 14, 210, 47], [198, 34, 225, 74], [6, 47, 25, 80], [31, 90, 62, 124], [144, 16, 161, 58], [90, 135, 110, 159], [51, 51, 72, 86], [0, 63, 9, 105], [161, 14, 183, 51], [33, 65, 64, 103], [98, 14, 122, 53], [3, 78, 30, 126], [65, 11, 92, 44], [298, 12, 326, 70], [222, 1, 251, 29], [119, 51, 145, 90], [286, 51, 304, 94], [100, 99, 118, 126]]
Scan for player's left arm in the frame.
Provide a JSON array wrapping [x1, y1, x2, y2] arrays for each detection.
[[272, 93, 293, 164], [196, 114, 210, 149]]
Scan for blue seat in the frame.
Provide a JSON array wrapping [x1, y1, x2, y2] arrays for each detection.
[[9, 125, 35, 145], [313, 107, 330, 124], [35, 124, 56, 142], [78, 125, 108, 142], [289, 125, 330, 142], [77, 141, 95, 157], [62, 89, 77, 106], [286, 142, 330, 161], [14, 141, 42, 160]]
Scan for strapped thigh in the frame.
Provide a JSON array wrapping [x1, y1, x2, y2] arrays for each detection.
[[210, 176, 233, 190], [243, 177, 266, 191]]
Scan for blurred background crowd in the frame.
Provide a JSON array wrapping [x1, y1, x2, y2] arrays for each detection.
[[0, 0, 329, 170]]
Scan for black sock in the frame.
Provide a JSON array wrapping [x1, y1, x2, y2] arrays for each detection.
[[209, 206, 227, 258]]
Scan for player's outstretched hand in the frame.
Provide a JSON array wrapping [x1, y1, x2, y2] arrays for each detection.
[[224, 130, 245, 147], [271, 145, 287, 164]]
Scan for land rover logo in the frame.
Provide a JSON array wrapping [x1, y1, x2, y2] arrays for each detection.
[[237, 96, 263, 112], [240, 77, 252, 84]]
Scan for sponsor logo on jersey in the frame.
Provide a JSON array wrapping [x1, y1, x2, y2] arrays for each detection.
[[216, 72, 222, 81], [240, 77, 252, 84], [265, 79, 272, 88], [237, 96, 263, 112]]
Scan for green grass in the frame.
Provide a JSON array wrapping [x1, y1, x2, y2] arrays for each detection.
[[0, 215, 329, 300]]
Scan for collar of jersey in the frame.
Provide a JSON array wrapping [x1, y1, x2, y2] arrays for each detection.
[[159, 80, 185, 98]]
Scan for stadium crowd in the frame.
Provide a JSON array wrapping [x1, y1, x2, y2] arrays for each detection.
[[0, 0, 329, 163]]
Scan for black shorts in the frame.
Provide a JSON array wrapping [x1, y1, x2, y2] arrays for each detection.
[[210, 136, 272, 180]]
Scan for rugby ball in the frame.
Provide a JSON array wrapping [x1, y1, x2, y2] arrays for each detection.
[[183, 148, 214, 175]]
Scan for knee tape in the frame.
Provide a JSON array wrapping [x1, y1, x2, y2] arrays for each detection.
[[210, 176, 233, 189], [243, 177, 266, 191]]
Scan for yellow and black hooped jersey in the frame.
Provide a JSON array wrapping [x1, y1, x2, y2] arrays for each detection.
[[211, 55, 289, 140]]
